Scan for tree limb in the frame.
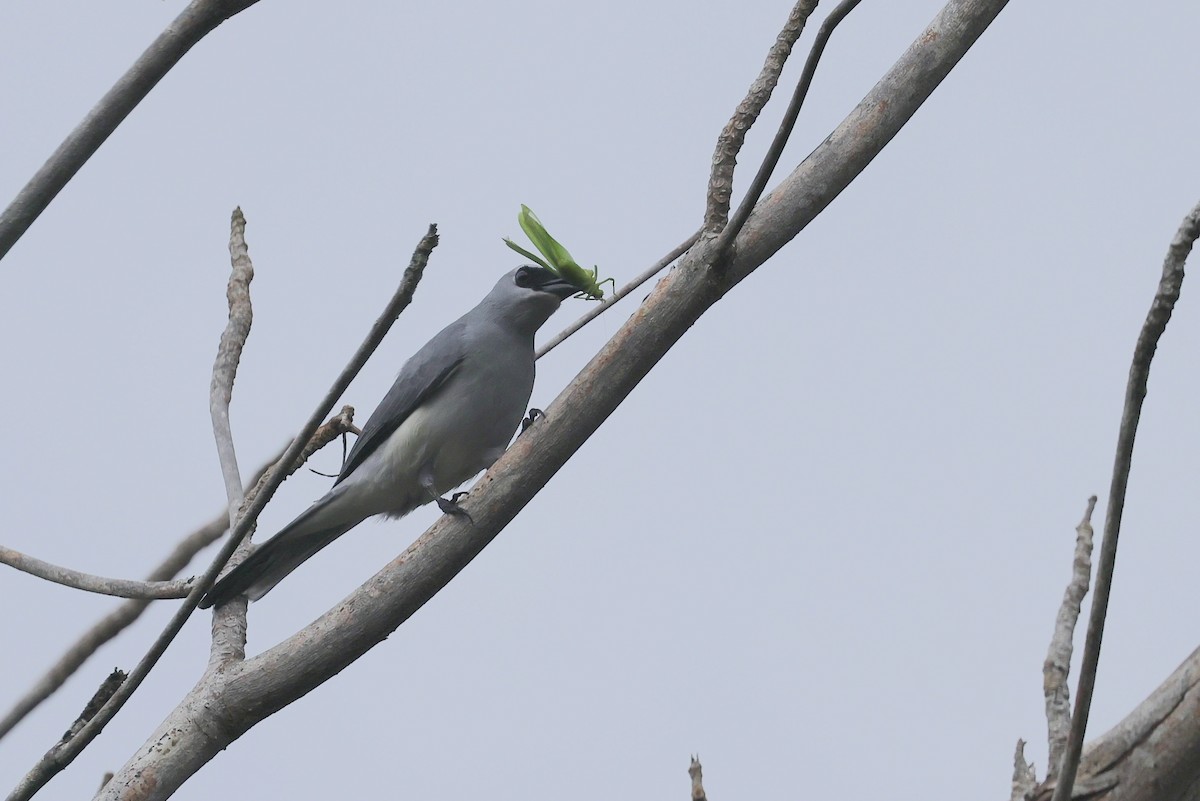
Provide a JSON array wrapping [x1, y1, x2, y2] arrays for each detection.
[[1049, 198, 1200, 801], [1012, 739, 1037, 801], [704, 0, 818, 231], [0, 405, 354, 745], [1029, 641, 1200, 801], [0, 0, 262, 261], [0, 549, 191, 599], [210, 206, 254, 525], [1043, 496, 1097, 775], [91, 2, 1012, 797], [208, 207, 256, 668], [689, 756, 708, 801], [712, 0, 863, 263], [7, 223, 437, 801]]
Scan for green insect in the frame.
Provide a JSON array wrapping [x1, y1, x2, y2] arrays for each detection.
[[503, 205, 612, 300]]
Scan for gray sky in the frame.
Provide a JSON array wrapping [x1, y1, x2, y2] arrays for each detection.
[[2, 1, 1199, 798]]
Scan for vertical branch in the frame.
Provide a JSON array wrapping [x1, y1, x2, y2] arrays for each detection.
[[208, 207, 256, 666], [1051, 199, 1200, 801], [211, 207, 254, 522], [688, 756, 708, 801], [704, 0, 818, 231], [1043, 496, 1097, 774], [1011, 740, 1037, 801]]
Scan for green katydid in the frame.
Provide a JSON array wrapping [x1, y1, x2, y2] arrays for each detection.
[[503, 205, 612, 300]]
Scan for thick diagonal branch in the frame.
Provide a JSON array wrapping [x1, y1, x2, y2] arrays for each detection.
[[93, 3, 1012, 798]]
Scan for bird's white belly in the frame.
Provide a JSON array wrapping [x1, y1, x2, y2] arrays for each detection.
[[340, 392, 518, 519]]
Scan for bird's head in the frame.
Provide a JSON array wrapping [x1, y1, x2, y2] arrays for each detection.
[[483, 265, 577, 334]]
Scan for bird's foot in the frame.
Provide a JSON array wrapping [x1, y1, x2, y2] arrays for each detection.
[[437, 492, 474, 523], [520, 408, 544, 434]]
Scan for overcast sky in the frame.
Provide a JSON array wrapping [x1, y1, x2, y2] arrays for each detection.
[[2, 1, 1199, 799]]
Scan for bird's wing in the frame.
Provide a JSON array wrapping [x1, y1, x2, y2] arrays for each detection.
[[335, 321, 467, 485]]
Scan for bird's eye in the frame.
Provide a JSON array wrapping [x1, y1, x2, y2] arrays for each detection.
[[514, 268, 532, 288]]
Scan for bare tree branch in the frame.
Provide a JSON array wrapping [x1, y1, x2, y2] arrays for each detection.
[[208, 207, 256, 668], [535, 231, 700, 360], [211, 206, 254, 524], [539, 0, 853, 358], [1025, 639, 1200, 801], [689, 756, 708, 801], [8, 226, 437, 801], [58, 670, 124, 745], [91, 3, 1012, 797], [0, 549, 191, 599], [0, 0, 262, 261], [1043, 496, 1097, 775], [713, 0, 862, 264], [1050, 198, 1200, 801], [1011, 739, 1037, 801], [0, 407, 355, 744], [0, 407, 356, 745], [704, 0, 818, 231], [0, 517, 226, 745]]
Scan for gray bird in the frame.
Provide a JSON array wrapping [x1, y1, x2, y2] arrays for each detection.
[[199, 266, 576, 608]]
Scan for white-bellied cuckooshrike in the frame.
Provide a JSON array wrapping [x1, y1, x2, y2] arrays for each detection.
[[199, 266, 576, 608]]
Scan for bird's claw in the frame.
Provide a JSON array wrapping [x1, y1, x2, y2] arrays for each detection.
[[437, 493, 474, 524], [521, 408, 545, 433]]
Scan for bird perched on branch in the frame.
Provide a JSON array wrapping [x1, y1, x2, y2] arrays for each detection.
[[200, 266, 577, 608]]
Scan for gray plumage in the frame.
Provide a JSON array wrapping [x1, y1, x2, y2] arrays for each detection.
[[200, 266, 576, 608]]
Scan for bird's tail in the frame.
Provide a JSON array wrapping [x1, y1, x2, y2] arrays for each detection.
[[199, 494, 360, 609]]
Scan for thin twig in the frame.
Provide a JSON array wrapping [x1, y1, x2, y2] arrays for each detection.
[[0, 548, 191, 599], [1051, 199, 1200, 801], [208, 207, 257, 667], [704, 0, 819, 231], [0, 409, 355, 744], [6, 228, 437, 801], [0, 0, 261, 260], [535, 232, 700, 360], [1043, 496, 1097, 776], [712, 0, 863, 264]]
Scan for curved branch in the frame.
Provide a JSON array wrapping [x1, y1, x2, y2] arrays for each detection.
[[208, 207, 256, 668], [1048, 198, 1200, 801], [210, 206, 254, 523], [713, 0, 863, 263], [0, 548, 191, 599], [93, 2, 1012, 797], [0, 0, 262, 261], [704, 0, 818, 231]]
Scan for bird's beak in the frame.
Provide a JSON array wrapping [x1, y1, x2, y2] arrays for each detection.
[[536, 275, 579, 300]]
